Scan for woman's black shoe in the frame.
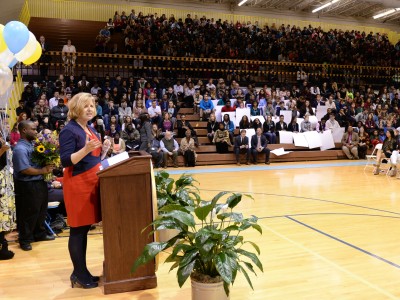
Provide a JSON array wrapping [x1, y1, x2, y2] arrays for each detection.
[[70, 274, 98, 289], [91, 276, 100, 282], [0, 241, 14, 260]]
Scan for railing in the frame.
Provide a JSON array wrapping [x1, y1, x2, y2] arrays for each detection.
[[17, 51, 399, 87], [17, 51, 400, 84]]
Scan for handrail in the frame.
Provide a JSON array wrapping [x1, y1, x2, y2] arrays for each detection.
[[17, 52, 397, 86], [49, 51, 400, 72]]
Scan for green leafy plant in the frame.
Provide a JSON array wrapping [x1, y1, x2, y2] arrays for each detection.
[[155, 171, 199, 210], [132, 177, 263, 296]]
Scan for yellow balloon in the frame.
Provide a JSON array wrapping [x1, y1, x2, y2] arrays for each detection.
[[22, 41, 42, 65], [0, 25, 7, 53]]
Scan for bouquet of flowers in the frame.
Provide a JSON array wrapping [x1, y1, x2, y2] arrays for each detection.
[[31, 133, 61, 182]]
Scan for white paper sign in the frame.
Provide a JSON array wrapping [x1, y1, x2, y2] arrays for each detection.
[[215, 105, 223, 122], [332, 127, 345, 143], [279, 131, 294, 144], [293, 132, 309, 147], [281, 110, 293, 124], [250, 115, 265, 125], [309, 115, 318, 125], [235, 108, 250, 127], [245, 128, 255, 146], [316, 105, 328, 121], [320, 130, 335, 151], [271, 147, 292, 156], [222, 112, 236, 128], [303, 131, 322, 149]]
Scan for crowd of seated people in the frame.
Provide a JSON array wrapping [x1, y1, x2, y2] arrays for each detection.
[[102, 10, 400, 68], [15, 70, 400, 170]]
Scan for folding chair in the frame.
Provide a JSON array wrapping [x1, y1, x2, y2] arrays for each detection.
[[45, 202, 60, 236], [364, 143, 381, 170]]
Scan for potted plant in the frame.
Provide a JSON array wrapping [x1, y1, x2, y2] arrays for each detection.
[[154, 171, 199, 241], [132, 181, 263, 299]]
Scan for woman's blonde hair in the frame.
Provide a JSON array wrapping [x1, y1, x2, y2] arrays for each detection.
[[67, 92, 97, 120]]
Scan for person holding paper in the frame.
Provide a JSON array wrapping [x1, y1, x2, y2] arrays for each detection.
[[59, 93, 111, 289], [341, 125, 359, 160], [251, 128, 271, 165]]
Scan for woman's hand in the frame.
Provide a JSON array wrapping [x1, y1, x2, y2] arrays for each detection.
[[84, 135, 102, 153], [102, 139, 111, 152]]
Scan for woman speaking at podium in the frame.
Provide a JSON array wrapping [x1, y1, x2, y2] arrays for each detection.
[[60, 93, 110, 289]]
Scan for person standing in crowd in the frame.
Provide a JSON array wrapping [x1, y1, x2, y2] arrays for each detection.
[[0, 138, 15, 260], [139, 113, 153, 151], [59, 93, 111, 289], [62, 39, 77, 75], [13, 121, 55, 251], [39, 35, 50, 79]]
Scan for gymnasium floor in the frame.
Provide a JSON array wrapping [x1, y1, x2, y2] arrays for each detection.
[[2, 160, 400, 300]]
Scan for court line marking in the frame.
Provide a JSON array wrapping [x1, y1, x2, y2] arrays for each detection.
[[264, 222, 399, 300], [286, 216, 400, 270], [162, 161, 366, 175], [201, 189, 400, 216], [264, 212, 400, 220]]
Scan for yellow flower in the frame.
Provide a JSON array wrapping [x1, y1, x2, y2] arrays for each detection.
[[36, 145, 45, 153]]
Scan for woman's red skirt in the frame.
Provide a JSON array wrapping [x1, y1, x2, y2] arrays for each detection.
[[63, 163, 101, 227]]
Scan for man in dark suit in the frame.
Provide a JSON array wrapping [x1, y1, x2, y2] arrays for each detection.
[[234, 129, 250, 165], [251, 128, 271, 164], [39, 36, 50, 79]]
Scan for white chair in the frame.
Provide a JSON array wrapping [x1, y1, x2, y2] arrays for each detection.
[[365, 143, 381, 170], [367, 143, 390, 174], [386, 150, 400, 177]]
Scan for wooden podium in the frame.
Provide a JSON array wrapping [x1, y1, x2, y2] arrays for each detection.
[[97, 151, 157, 294]]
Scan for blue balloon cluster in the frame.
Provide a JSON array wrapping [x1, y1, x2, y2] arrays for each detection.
[[3, 21, 29, 54]]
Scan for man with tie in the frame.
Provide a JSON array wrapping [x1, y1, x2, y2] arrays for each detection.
[[341, 125, 359, 160], [234, 129, 250, 165], [251, 128, 271, 165]]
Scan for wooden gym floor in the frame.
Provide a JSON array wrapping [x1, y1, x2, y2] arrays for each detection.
[[2, 160, 400, 300]]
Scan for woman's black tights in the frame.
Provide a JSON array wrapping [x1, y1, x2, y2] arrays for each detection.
[[68, 225, 92, 282]]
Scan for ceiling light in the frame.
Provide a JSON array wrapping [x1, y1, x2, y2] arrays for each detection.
[[373, 8, 400, 19], [312, 0, 340, 13], [238, 0, 248, 6]]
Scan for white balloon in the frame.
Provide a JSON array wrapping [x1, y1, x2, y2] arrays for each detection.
[[0, 48, 14, 67], [15, 32, 37, 62], [0, 84, 12, 108], [0, 63, 12, 96]]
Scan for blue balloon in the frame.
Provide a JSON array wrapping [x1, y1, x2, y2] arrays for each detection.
[[3, 21, 29, 54], [8, 58, 18, 68]]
